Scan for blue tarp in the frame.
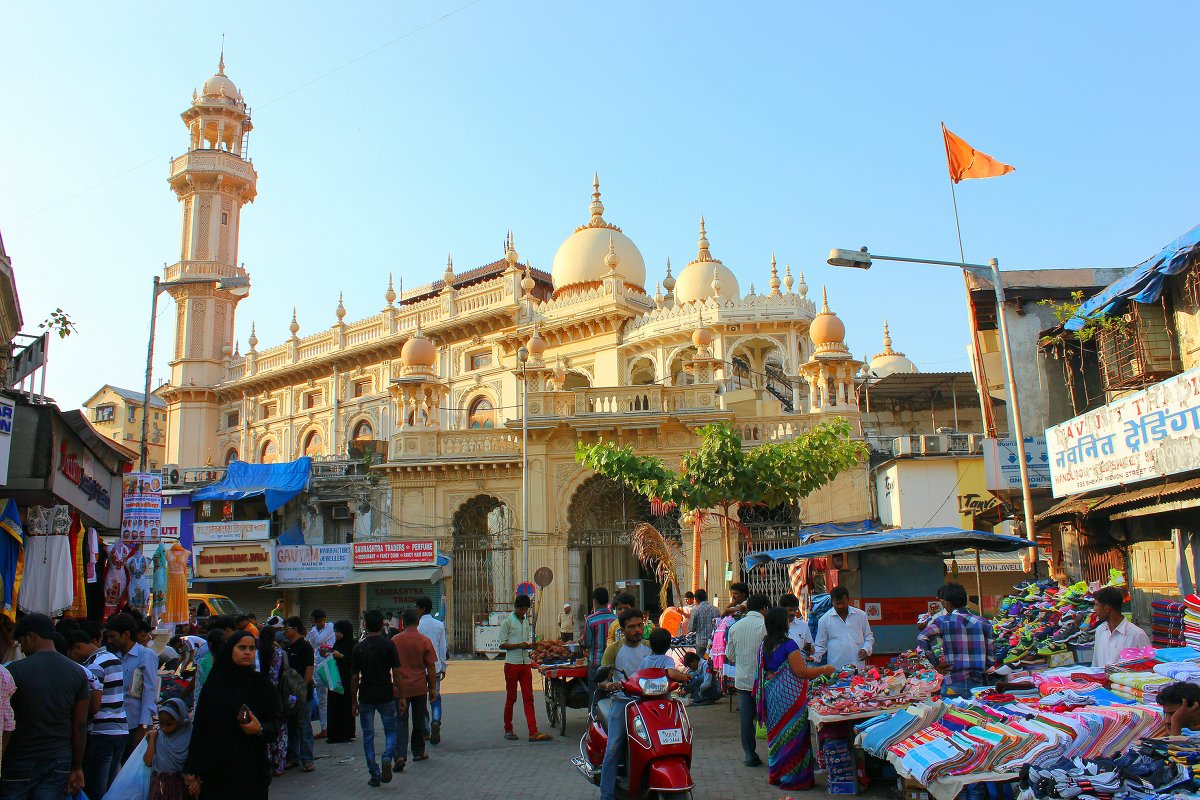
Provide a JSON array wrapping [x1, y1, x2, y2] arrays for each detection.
[[192, 458, 312, 512], [1066, 223, 1200, 330], [744, 526, 1031, 570]]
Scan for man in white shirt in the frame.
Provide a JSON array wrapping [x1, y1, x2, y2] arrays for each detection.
[[306, 608, 336, 740], [415, 596, 449, 744], [779, 594, 814, 655], [1091, 586, 1150, 668], [724, 594, 769, 768], [813, 586, 875, 672]]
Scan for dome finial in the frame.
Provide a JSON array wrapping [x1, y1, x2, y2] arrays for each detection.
[[663, 257, 676, 292], [444, 253, 455, 286], [769, 253, 781, 295], [218, 34, 226, 75], [604, 234, 620, 273], [521, 263, 535, 296], [797, 269, 808, 299], [248, 322, 258, 351], [589, 172, 605, 225], [336, 291, 346, 321], [821, 287, 830, 314], [504, 230, 520, 267], [654, 281, 664, 309], [783, 262, 794, 294], [385, 273, 397, 306], [290, 307, 300, 338], [882, 320, 894, 353], [696, 215, 712, 261]]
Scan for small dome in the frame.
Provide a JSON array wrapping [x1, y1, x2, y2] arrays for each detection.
[[527, 327, 546, 358], [809, 288, 846, 347], [401, 331, 437, 368], [551, 176, 646, 294], [673, 216, 740, 304], [200, 54, 241, 102], [869, 321, 918, 377], [692, 324, 713, 349]]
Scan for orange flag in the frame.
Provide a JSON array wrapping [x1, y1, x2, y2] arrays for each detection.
[[942, 123, 1015, 183]]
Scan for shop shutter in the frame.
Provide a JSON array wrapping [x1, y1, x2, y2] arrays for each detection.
[[363, 581, 442, 624], [202, 580, 276, 621], [299, 585, 362, 635]]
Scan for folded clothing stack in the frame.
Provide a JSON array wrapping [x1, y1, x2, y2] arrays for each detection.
[[1019, 733, 1199, 800], [1152, 661, 1200, 684], [1185, 595, 1200, 651], [1150, 599, 1187, 648], [1108, 672, 1172, 704]]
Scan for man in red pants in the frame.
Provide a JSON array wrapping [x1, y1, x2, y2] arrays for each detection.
[[497, 594, 553, 742]]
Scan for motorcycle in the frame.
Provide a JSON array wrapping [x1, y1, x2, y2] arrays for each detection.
[[571, 666, 694, 800]]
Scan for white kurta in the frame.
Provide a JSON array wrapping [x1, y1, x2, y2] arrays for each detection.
[[1092, 617, 1150, 668], [813, 606, 875, 671]]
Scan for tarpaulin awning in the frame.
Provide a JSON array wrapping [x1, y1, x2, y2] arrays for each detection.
[[745, 527, 1032, 570], [1066, 223, 1200, 330], [192, 458, 312, 512]]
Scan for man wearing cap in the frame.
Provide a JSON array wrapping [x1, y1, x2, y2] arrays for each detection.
[[558, 603, 576, 642], [1, 614, 89, 798]]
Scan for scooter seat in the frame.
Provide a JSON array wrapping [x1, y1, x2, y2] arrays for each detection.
[[594, 698, 612, 731]]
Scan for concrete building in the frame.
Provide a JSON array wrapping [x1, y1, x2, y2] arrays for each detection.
[[81, 385, 169, 469]]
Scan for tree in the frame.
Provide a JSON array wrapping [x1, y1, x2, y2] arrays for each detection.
[[576, 419, 867, 590], [38, 308, 77, 339]]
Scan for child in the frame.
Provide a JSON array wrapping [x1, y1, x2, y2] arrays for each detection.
[[145, 698, 192, 800], [640, 628, 693, 683], [681, 651, 722, 706]]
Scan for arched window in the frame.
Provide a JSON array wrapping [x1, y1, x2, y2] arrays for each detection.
[[468, 397, 495, 429], [352, 420, 373, 442], [260, 440, 278, 464], [224, 448, 239, 466], [303, 431, 324, 457]]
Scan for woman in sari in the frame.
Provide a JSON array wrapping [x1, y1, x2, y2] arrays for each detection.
[[325, 620, 356, 744], [755, 607, 836, 790], [258, 625, 289, 776]]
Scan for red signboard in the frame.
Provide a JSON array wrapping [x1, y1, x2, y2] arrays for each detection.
[[855, 598, 942, 626], [353, 540, 438, 568]]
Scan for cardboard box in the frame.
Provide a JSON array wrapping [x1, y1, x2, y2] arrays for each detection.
[[898, 776, 930, 800]]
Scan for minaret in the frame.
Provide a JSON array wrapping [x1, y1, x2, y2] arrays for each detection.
[[162, 54, 257, 467]]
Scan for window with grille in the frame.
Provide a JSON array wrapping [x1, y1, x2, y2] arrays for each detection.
[[226, 411, 240, 428], [303, 391, 323, 409], [353, 379, 371, 398], [468, 350, 492, 371], [1097, 303, 1181, 391], [95, 405, 115, 423]]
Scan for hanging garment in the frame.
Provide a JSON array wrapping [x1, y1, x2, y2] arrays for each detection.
[[126, 549, 152, 616], [164, 544, 190, 626], [65, 515, 88, 619], [85, 528, 99, 583], [104, 540, 133, 621], [0, 500, 24, 621], [151, 543, 168, 625], [19, 532, 75, 616]]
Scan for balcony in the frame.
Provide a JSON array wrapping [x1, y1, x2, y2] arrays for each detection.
[[169, 150, 257, 184], [526, 385, 723, 421], [1097, 303, 1181, 392], [389, 428, 522, 463]]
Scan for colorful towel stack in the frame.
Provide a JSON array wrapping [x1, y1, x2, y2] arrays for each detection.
[[1150, 599, 1187, 647], [1185, 595, 1200, 650], [1108, 671, 1172, 703]]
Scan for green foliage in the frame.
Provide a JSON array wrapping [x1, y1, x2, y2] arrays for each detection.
[[38, 308, 77, 339], [575, 419, 867, 512], [1038, 291, 1127, 344]]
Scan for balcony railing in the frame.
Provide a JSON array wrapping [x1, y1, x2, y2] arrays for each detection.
[[390, 428, 522, 461], [526, 385, 722, 418]]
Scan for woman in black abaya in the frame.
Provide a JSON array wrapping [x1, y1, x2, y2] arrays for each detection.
[[184, 630, 283, 800]]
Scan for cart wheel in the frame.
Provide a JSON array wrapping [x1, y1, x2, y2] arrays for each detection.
[[543, 681, 559, 729], [557, 683, 568, 737]]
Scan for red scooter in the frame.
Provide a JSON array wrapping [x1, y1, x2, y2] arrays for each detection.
[[572, 667, 694, 800]]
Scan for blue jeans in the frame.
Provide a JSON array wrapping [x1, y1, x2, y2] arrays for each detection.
[[425, 676, 442, 734], [83, 732, 128, 800], [599, 698, 631, 800], [738, 689, 759, 764], [686, 674, 722, 703], [359, 701, 399, 778], [0, 754, 72, 800], [288, 702, 315, 764]]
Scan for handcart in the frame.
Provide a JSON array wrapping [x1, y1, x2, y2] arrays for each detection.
[[537, 661, 590, 737]]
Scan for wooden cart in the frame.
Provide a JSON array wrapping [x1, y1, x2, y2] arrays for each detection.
[[537, 662, 590, 737]]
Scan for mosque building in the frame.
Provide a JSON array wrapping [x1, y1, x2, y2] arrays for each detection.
[[159, 58, 919, 647]]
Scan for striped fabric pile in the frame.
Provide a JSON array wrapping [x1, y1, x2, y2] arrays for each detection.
[[1108, 672, 1172, 704], [1185, 595, 1200, 650], [1150, 598, 1187, 647]]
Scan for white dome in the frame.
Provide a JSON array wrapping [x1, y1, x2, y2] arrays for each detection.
[[550, 176, 646, 294], [201, 56, 241, 102], [672, 216, 740, 304], [868, 322, 918, 377]]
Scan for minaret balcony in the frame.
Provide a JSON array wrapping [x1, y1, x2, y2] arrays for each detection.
[[169, 149, 257, 186], [164, 261, 248, 283]]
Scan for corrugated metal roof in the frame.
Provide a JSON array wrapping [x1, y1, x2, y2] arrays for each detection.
[[1037, 474, 1200, 523], [1036, 493, 1106, 523]]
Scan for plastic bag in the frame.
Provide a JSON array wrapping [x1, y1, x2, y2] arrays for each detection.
[[315, 657, 344, 694], [103, 737, 150, 800]]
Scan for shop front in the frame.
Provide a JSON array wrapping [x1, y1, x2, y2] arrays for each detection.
[[191, 521, 275, 617], [351, 540, 449, 628], [268, 543, 358, 626]]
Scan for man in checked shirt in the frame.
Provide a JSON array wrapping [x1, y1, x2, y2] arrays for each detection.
[[917, 582, 994, 699]]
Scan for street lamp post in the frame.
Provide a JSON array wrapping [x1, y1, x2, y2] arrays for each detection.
[[142, 274, 250, 472], [517, 344, 530, 585], [827, 248, 1038, 554]]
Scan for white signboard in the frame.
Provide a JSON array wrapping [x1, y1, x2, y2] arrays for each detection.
[[0, 397, 13, 486], [1047, 365, 1200, 497], [193, 520, 271, 543], [275, 544, 352, 584], [982, 438, 1052, 491]]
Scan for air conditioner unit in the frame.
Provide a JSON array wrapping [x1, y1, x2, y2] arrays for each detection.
[[948, 433, 971, 453], [331, 505, 352, 520], [920, 435, 949, 455], [162, 465, 181, 487], [968, 434, 986, 453], [892, 437, 914, 457]]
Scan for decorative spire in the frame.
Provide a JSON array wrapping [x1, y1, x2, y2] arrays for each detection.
[[443, 253, 455, 286], [385, 273, 397, 307], [604, 234, 620, 274], [797, 269, 808, 299], [749, 283, 756, 296], [504, 230, 520, 268], [873, 320, 906, 360], [820, 287, 830, 314], [783, 262, 794, 294], [662, 257, 676, 292], [711, 266, 721, 298], [769, 254, 781, 296], [589, 172, 606, 226], [217, 34, 226, 75], [653, 282, 664, 309], [234, 340, 240, 357], [521, 263, 536, 297], [248, 322, 258, 351], [335, 292, 346, 321], [289, 307, 300, 338], [695, 215, 713, 262]]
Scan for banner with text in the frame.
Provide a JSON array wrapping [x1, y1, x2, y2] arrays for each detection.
[[193, 520, 271, 543], [194, 541, 274, 579], [1047, 365, 1200, 497], [353, 539, 438, 568], [121, 472, 163, 544], [275, 544, 352, 584]]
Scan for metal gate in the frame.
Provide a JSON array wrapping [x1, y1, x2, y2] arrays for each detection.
[[450, 495, 513, 654], [737, 505, 800, 602]]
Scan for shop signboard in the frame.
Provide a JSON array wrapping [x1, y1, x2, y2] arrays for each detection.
[[0, 396, 13, 485], [193, 520, 270, 543], [121, 472, 163, 544], [275, 544, 352, 584], [1046, 364, 1200, 497], [982, 438, 1052, 491], [50, 419, 121, 528], [193, 541, 274, 579], [353, 539, 437, 568], [856, 597, 942, 626]]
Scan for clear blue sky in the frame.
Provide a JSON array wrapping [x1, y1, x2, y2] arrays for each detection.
[[2, 2, 1197, 409]]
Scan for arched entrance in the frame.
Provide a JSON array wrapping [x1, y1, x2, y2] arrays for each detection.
[[451, 495, 513, 654], [567, 476, 680, 619]]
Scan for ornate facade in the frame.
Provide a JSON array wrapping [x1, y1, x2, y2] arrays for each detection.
[[162, 60, 880, 646]]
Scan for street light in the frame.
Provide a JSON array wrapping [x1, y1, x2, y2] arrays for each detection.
[[516, 343, 530, 587], [142, 274, 250, 472], [826, 247, 1038, 554]]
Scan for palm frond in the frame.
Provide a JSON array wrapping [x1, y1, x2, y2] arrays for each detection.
[[631, 522, 683, 610]]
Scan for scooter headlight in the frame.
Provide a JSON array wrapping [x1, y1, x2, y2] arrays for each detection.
[[638, 677, 670, 696], [631, 714, 651, 744]]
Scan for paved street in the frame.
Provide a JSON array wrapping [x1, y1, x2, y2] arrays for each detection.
[[270, 660, 891, 800]]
